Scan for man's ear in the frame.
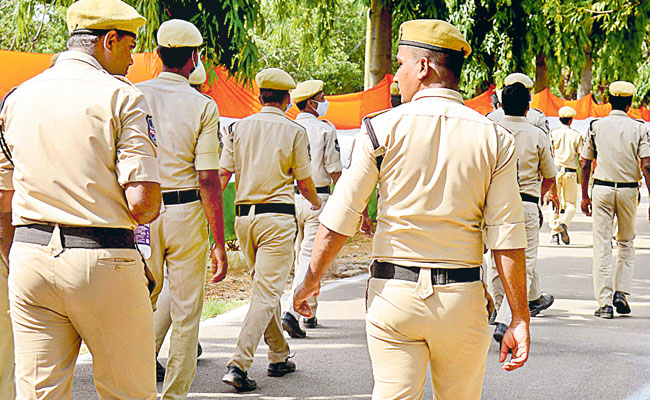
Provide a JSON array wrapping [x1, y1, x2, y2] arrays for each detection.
[[417, 57, 430, 80], [103, 30, 119, 52]]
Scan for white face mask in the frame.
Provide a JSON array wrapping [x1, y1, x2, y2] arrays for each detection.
[[314, 99, 329, 117]]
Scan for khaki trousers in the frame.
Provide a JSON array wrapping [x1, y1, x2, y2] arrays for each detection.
[[485, 250, 504, 311], [550, 171, 578, 234], [366, 274, 490, 400], [0, 256, 15, 399], [149, 201, 209, 400], [8, 228, 156, 400], [592, 185, 638, 307], [229, 210, 295, 371], [495, 201, 540, 325], [284, 193, 328, 319]]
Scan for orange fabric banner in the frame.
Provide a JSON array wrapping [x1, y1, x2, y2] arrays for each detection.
[[1, 50, 650, 124]]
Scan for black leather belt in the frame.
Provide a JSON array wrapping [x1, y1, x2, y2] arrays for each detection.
[[593, 179, 637, 188], [564, 168, 577, 173], [520, 193, 539, 204], [163, 189, 200, 205], [370, 261, 480, 285], [235, 203, 295, 217], [295, 186, 331, 194], [14, 224, 135, 249]]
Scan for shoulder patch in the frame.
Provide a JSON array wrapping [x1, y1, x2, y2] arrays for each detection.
[[146, 115, 157, 146], [334, 138, 340, 152]]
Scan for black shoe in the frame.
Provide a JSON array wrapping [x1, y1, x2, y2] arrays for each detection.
[[551, 234, 560, 245], [488, 310, 497, 325], [156, 359, 165, 383], [613, 291, 631, 314], [529, 293, 554, 317], [558, 223, 570, 244], [222, 365, 257, 392], [197, 342, 203, 359], [594, 305, 614, 319], [493, 323, 507, 344], [267, 358, 296, 377], [302, 317, 318, 329], [281, 312, 306, 338]]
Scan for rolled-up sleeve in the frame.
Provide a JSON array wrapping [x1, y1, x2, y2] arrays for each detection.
[[195, 100, 220, 170], [292, 128, 312, 180], [323, 126, 343, 174], [319, 129, 378, 236], [115, 91, 160, 186], [483, 129, 526, 250]]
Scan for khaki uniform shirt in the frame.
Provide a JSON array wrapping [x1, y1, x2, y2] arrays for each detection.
[[581, 110, 650, 182], [0, 51, 160, 229], [550, 125, 583, 169], [499, 116, 556, 198], [220, 106, 311, 204], [136, 72, 220, 191], [487, 107, 550, 133], [319, 88, 526, 268], [294, 113, 342, 187]]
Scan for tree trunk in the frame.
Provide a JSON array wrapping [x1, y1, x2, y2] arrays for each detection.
[[534, 52, 549, 94], [364, 0, 392, 89], [578, 47, 593, 99]]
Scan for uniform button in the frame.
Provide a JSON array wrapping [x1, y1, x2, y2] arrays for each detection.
[[115, 266, 121, 271]]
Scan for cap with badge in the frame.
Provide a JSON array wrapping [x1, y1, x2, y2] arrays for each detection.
[[157, 19, 203, 47], [609, 81, 636, 97], [291, 80, 324, 103], [67, 0, 146, 35], [255, 68, 296, 91], [504, 73, 534, 89], [558, 106, 576, 118], [390, 82, 400, 96], [189, 61, 207, 85], [398, 19, 471, 57]]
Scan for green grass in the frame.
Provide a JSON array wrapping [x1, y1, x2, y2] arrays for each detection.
[[201, 298, 247, 320]]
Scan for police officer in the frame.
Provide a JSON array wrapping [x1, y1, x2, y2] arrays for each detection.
[[280, 80, 342, 338], [580, 81, 650, 319], [294, 20, 530, 399], [219, 68, 322, 392], [549, 106, 582, 245], [189, 60, 207, 90], [487, 73, 550, 133], [0, 0, 162, 397], [136, 19, 227, 399], [492, 82, 557, 343], [390, 82, 402, 107]]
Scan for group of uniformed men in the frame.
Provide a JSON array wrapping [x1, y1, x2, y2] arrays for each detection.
[[0, 0, 648, 398]]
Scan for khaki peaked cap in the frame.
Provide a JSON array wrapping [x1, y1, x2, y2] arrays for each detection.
[[390, 82, 400, 95], [291, 80, 324, 103], [504, 73, 534, 89], [157, 19, 203, 48], [558, 106, 576, 118], [609, 81, 636, 97], [398, 19, 471, 57], [188, 61, 206, 85], [255, 68, 296, 90], [67, 0, 145, 35]]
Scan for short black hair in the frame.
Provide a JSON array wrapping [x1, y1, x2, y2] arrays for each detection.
[[559, 117, 572, 125], [67, 29, 134, 50], [502, 82, 529, 116], [609, 95, 632, 111], [296, 99, 309, 111], [412, 47, 465, 83], [260, 89, 288, 104], [158, 46, 196, 69]]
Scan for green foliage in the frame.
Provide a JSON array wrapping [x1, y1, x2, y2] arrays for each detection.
[[201, 298, 247, 320], [0, 1, 67, 53]]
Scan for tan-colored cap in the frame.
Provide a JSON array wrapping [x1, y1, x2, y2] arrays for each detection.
[[390, 82, 400, 95], [255, 68, 296, 90], [398, 19, 471, 57], [157, 19, 203, 48], [558, 106, 576, 118], [291, 80, 324, 103], [609, 81, 636, 97], [504, 73, 534, 89], [188, 61, 206, 85], [67, 0, 145, 35]]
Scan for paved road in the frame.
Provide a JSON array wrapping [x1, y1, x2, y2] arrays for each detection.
[[72, 198, 650, 399]]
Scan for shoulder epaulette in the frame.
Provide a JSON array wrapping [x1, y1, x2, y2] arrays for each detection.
[[634, 118, 645, 124], [321, 119, 337, 130], [363, 108, 391, 121], [530, 107, 545, 115], [112, 74, 136, 88]]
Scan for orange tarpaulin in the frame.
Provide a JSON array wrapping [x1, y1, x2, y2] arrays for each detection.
[[2, 50, 650, 124]]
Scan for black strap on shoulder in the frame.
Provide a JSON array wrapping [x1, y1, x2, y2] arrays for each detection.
[[363, 117, 383, 172], [588, 119, 598, 159], [0, 88, 17, 166]]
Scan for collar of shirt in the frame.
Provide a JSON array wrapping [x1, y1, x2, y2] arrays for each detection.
[[502, 115, 528, 122], [260, 106, 286, 116], [295, 112, 318, 121], [158, 71, 189, 83], [411, 88, 464, 104], [609, 110, 628, 117], [55, 50, 105, 71]]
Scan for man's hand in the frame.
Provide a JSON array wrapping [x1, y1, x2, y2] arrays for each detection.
[[360, 212, 374, 238], [500, 319, 530, 371], [310, 197, 322, 210], [581, 197, 592, 216], [293, 272, 321, 318], [210, 245, 228, 283]]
